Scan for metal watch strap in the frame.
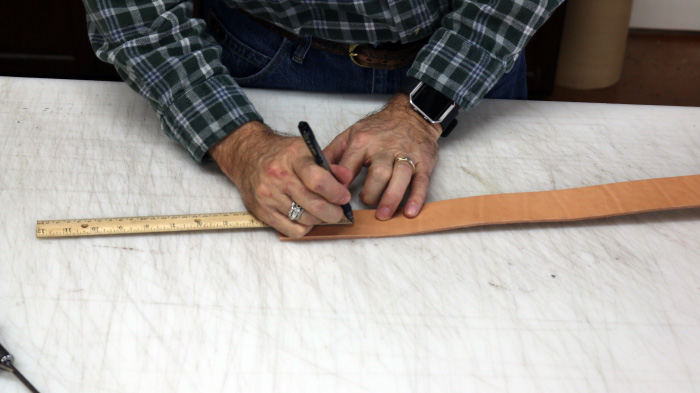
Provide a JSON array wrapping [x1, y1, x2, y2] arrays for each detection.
[[399, 77, 459, 137]]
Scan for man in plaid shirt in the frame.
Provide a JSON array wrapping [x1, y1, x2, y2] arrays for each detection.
[[83, 0, 562, 238]]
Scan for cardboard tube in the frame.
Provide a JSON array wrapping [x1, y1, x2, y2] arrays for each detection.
[[555, 0, 634, 89]]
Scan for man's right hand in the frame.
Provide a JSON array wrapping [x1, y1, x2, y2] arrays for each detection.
[[209, 121, 352, 238]]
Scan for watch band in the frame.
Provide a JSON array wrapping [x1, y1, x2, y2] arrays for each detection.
[[281, 174, 700, 241], [399, 77, 459, 137]]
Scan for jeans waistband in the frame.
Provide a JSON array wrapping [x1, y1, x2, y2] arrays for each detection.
[[237, 10, 427, 70]]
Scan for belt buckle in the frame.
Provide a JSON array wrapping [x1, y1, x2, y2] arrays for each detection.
[[348, 44, 368, 68]]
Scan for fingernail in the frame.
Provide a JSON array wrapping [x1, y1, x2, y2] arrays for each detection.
[[406, 203, 418, 217], [340, 194, 351, 204], [377, 207, 391, 220]]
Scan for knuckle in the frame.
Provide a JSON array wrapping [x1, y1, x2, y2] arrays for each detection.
[[369, 165, 392, 182], [360, 193, 370, 205], [307, 171, 326, 193], [353, 130, 373, 146], [360, 190, 379, 205], [264, 162, 288, 179], [254, 184, 273, 200], [309, 199, 329, 215]]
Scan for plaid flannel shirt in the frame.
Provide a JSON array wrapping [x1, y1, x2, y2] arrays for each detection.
[[83, 0, 562, 162]]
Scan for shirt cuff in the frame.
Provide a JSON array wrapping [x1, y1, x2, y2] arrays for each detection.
[[160, 74, 263, 163], [407, 27, 515, 110]]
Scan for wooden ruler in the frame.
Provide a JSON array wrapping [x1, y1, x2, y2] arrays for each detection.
[[36, 212, 351, 238]]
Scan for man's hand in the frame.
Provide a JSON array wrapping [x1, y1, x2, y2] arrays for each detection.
[[324, 93, 442, 220], [209, 121, 352, 238]]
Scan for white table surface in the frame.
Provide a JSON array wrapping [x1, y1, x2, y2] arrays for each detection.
[[1, 76, 699, 393]]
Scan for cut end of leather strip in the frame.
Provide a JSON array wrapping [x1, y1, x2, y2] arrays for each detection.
[[279, 174, 700, 241]]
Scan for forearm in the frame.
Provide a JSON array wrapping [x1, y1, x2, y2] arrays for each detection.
[[82, 0, 263, 161]]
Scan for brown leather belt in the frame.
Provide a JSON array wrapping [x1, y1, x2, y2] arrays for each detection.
[[238, 10, 426, 70], [281, 174, 700, 241]]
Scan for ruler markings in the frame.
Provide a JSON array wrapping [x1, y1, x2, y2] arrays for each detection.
[[36, 212, 351, 238]]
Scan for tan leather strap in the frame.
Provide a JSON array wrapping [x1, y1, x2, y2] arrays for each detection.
[[281, 174, 700, 241]]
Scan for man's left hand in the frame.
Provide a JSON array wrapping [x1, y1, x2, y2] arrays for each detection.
[[324, 93, 442, 221]]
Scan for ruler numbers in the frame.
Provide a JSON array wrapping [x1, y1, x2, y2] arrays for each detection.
[[36, 212, 270, 238], [36, 211, 350, 238]]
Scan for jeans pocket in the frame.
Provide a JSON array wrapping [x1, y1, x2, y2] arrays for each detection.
[[206, 9, 292, 84]]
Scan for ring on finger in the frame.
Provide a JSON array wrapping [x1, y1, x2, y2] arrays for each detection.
[[394, 156, 416, 173], [287, 201, 304, 222]]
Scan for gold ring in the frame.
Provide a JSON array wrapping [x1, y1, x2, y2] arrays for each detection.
[[395, 156, 416, 172]]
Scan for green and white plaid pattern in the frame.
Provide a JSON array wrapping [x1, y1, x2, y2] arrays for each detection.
[[83, 0, 562, 161]]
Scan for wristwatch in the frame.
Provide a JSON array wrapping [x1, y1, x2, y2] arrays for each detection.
[[399, 77, 459, 137]]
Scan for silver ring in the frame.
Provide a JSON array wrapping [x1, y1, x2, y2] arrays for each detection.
[[287, 201, 304, 222], [395, 156, 416, 172]]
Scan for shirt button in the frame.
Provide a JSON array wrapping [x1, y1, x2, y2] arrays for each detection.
[[413, 27, 421, 35]]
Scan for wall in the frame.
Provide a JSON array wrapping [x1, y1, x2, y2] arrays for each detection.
[[629, 0, 700, 31]]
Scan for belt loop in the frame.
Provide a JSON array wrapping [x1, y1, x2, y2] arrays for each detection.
[[292, 36, 312, 64]]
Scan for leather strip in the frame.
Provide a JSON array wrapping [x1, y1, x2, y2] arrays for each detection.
[[280, 174, 700, 241]]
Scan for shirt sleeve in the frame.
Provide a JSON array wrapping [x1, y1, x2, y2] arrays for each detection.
[[82, 0, 263, 162], [407, 0, 564, 110]]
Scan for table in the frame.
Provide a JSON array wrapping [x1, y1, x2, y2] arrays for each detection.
[[1, 76, 699, 392]]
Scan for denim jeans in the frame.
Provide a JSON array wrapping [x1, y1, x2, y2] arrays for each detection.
[[201, 0, 527, 99]]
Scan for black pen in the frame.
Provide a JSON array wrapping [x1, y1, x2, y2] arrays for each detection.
[[298, 121, 354, 224]]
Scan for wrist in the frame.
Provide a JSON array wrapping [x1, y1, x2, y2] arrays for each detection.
[[209, 120, 270, 184], [398, 77, 460, 138], [388, 93, 443, 140]]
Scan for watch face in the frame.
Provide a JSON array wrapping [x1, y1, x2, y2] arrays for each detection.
[[411, 84, 455, 123]]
